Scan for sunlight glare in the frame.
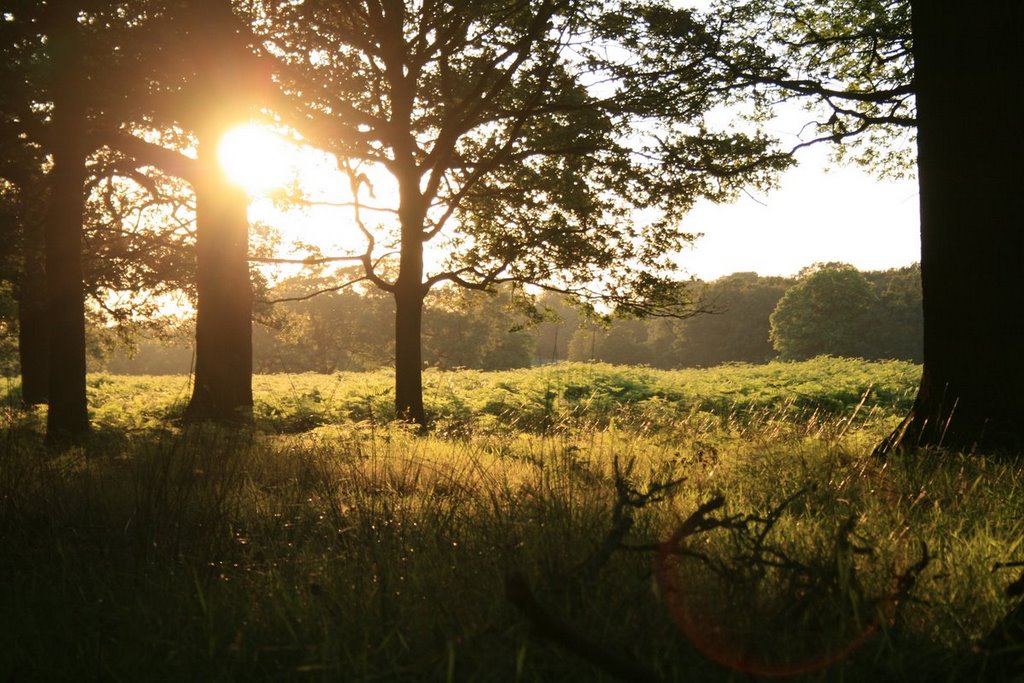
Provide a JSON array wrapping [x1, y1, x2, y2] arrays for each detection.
[[218, 124, 298, 195]]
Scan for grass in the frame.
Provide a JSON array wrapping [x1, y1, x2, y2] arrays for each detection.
[[1, 358, 1022, 681], [68, 357, 921, 435]]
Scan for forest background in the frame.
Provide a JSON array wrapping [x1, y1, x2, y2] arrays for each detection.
[[0, 261, 923, 378]]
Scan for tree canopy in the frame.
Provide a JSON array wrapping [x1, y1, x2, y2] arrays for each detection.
[[770, 264, 876, 360], [704, 0, 915, 174], [250, 0, 794, 423]]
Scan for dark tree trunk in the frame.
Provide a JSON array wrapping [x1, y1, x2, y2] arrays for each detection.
[[183, 129, 253, 423], [17, 217, 48, 406], [394, 284, 426, 426], [878, 1, 1024, 454], [392, 158, 428, 427], [43, 7, 89, 444]]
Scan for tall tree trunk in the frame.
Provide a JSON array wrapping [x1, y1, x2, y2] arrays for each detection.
[[393, 161, 428, 427], [180, 0, 258, 424], [17, 215, 48, 406], [44, 7, 89, 443], [183, 128, 253, 423], [879, 1, 1024, 454], [394, 284, 426, 425]]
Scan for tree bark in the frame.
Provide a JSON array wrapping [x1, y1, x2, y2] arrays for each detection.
[[392, 153, 428, 427], [878, 1, 1024, 454], [179, 0, 259, 424], [17, 216, 48, 406], [394, 284, 426, 426], [43, 7, 90, 444], [183, 129, 253, 423]]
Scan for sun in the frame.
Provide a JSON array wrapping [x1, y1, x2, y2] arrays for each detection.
[[214, 123, 440, 276], [217, 123, 298, 195]]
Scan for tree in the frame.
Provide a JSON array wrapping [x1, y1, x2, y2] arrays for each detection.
[[40, 3, 92, 442], [422, 288, 533, 371], [712, 0, 1024, 452], [258, 0, 792, 425], [532, 291, 581, 365], [87, 0, 277, 422], [251, 272, 534, 373], [878, 1, 1024, 453], [668, 272, 790, 367], [0, 169, 49, 405], [1, 1, 206, 435], [568, 318, 650, 366], [0, 282, 17, 377], [253, 270, 395, 373], [769, 264, 875, 360], [14, 194, 49, 405], [1, 3, 51, 405], [863, 264, 922, 362], [174, 1, 261, 422]]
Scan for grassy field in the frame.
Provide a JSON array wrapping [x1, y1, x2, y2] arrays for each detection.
[[2, 358, 1023, 681]]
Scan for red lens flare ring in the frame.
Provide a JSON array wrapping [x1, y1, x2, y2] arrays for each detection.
[[655, 500, 928, 678]]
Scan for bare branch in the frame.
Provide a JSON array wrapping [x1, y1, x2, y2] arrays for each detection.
[[258, 274, 369, 304], [248, 254, 367, 266]]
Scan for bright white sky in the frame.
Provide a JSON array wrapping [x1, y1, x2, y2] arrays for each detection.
[[225, 137, 921, 285], [678, 143, 920, 280]]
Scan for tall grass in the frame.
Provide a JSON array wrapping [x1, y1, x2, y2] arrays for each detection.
[[1, 359, 1021, 680]]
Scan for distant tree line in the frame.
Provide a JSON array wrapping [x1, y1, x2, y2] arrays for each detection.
[[567, 262, 922, 367], [26, 261, 918, 376]]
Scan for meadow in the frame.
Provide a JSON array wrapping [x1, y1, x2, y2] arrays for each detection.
[[2, 358, 1023, 681]]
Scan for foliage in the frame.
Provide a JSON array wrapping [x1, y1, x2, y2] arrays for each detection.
[[0, 2, 198, 338], [557, 265, 919, 368], [770, 263, 922, 362], [532, 290, 582, 365], [252, 276, 535, 373], [863, 263, 923, 362], [706, 0, 915, 175], [568, 317, 650, 366], [58, 358, 920, 436], [102, 326, 196, 375], [770, 263, 877, 360], [0, 281, 17, 376], [98, 264, 921, 375], [2, 363, 1022, 681], [571, 272, 792, 367], [672, 272, 791, 366], [423, 287, 534, 371], [252, 272, 395, 373], [257, 0, 791, 307]]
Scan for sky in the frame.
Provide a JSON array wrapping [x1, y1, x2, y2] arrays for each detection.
[[235, 142, 922, 285], [677, 143, 921, 280], [225, 116, 923, 286], [658, 0, 921, 280]]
